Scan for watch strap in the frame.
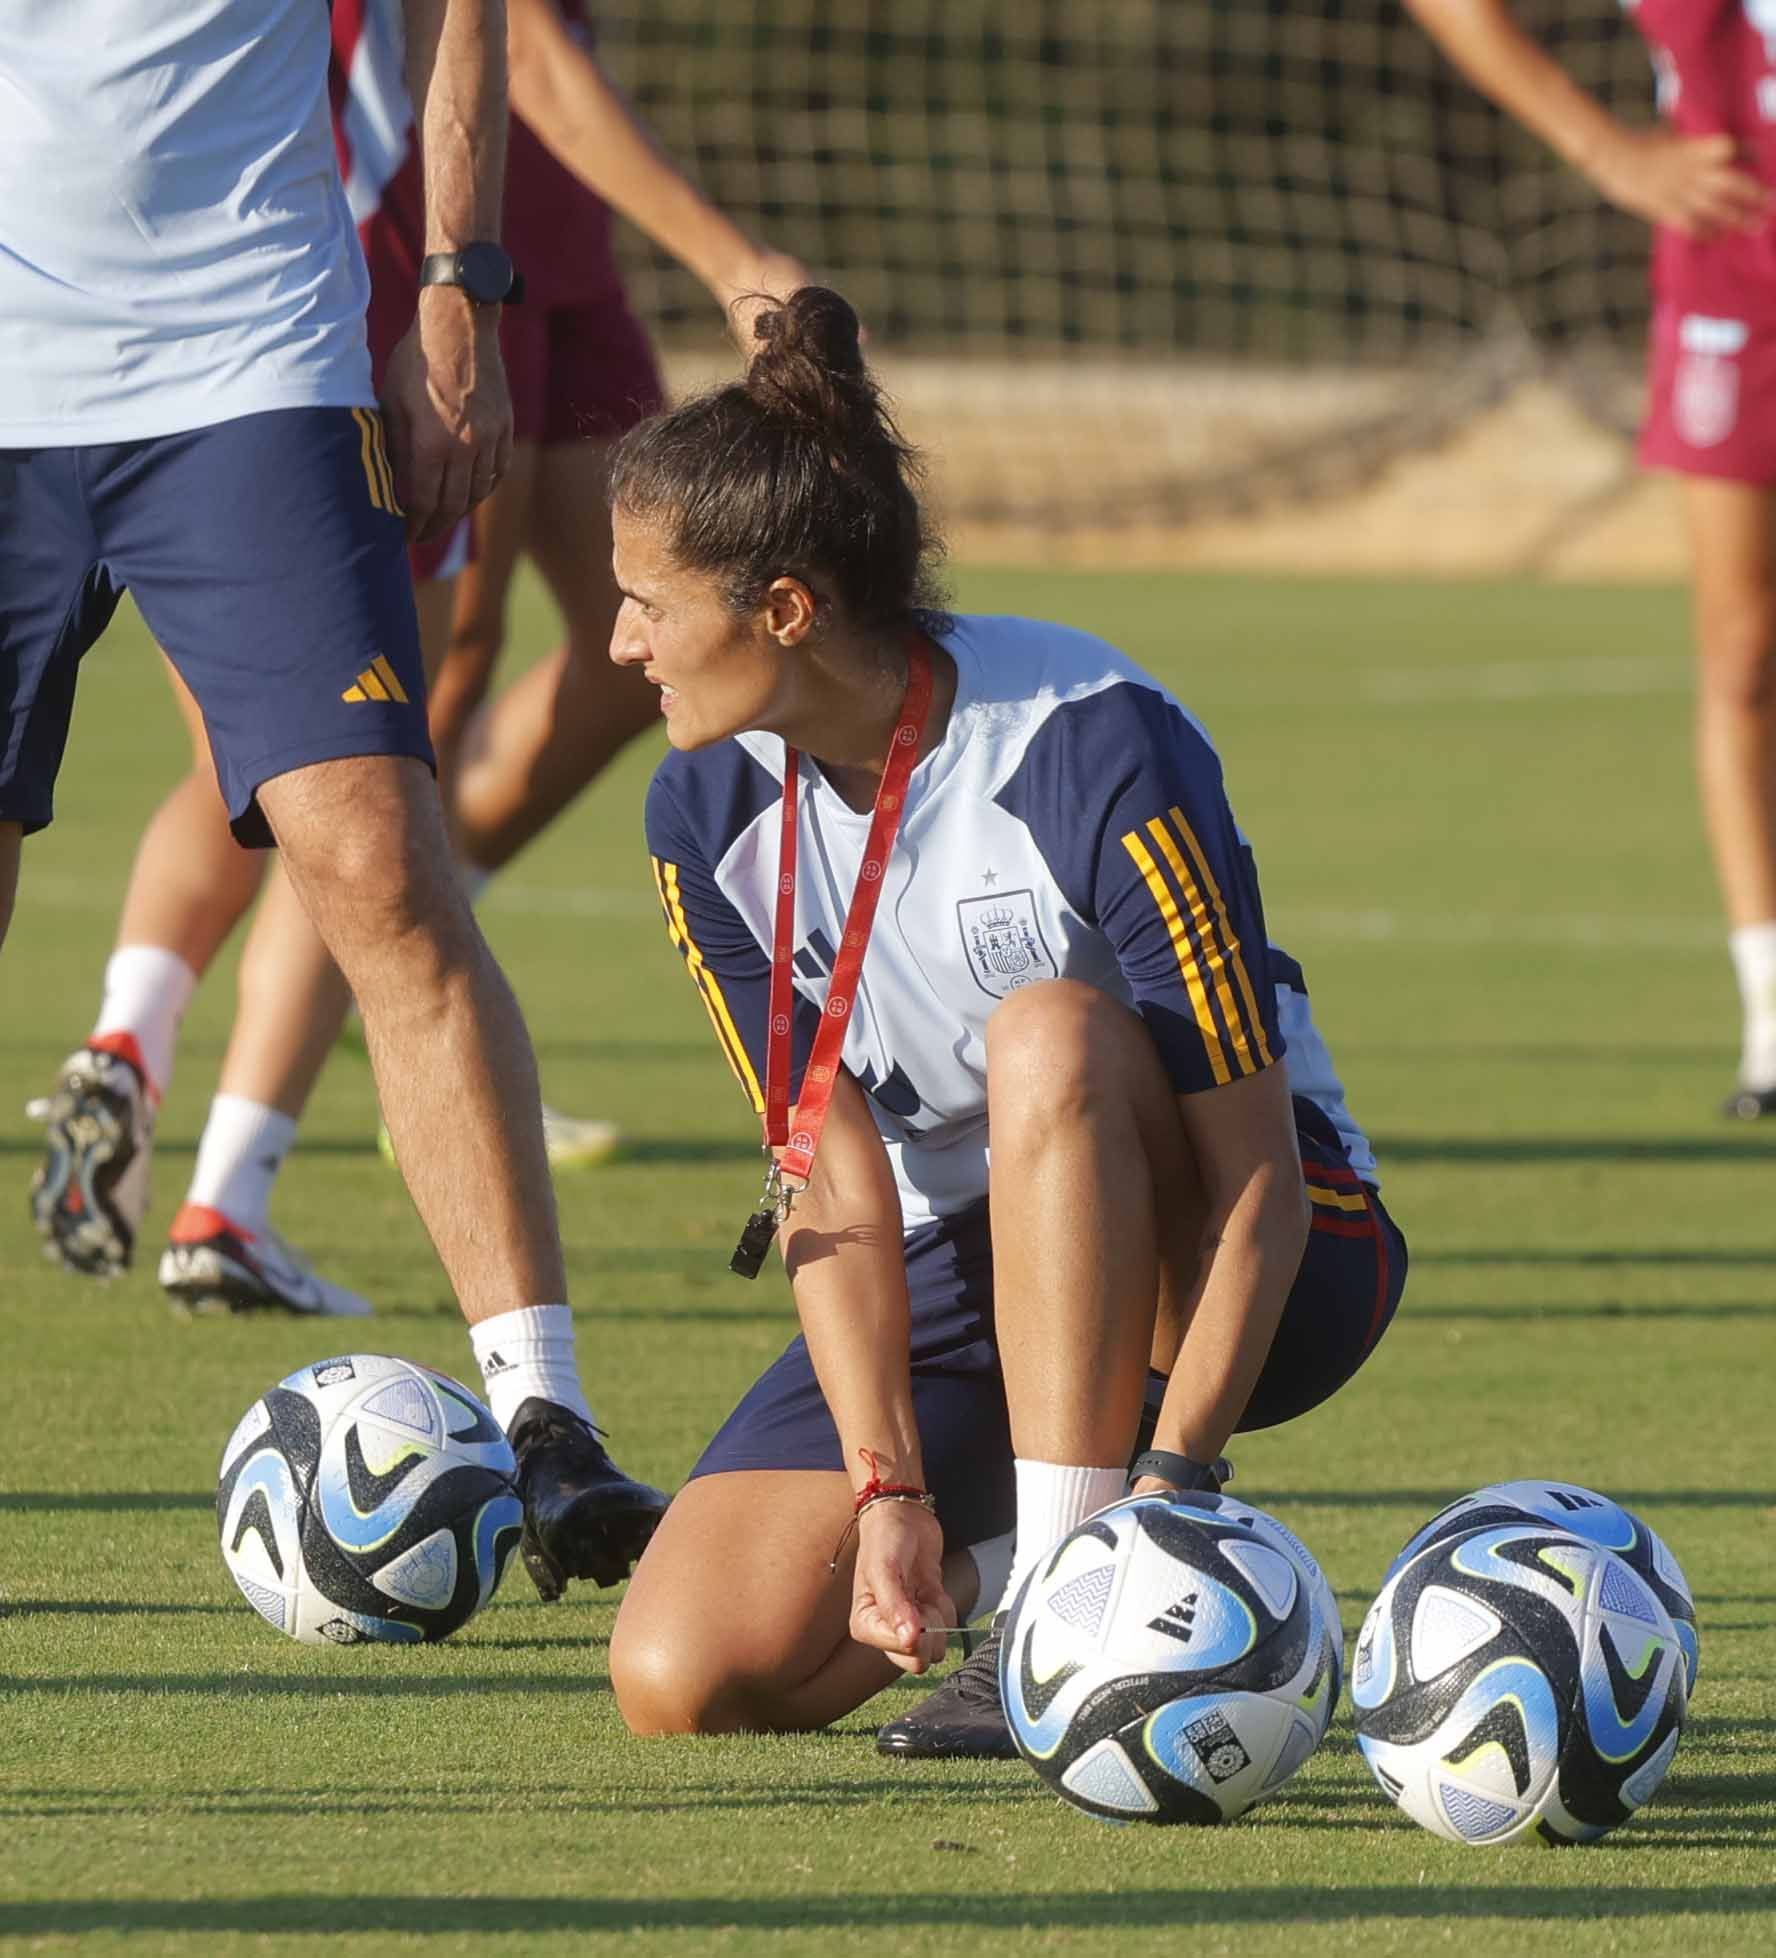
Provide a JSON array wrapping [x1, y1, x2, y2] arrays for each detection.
[[1127, 1449, 1229, 1494]]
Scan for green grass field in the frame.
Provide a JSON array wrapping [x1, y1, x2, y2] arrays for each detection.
[[2, 567, 1772, 1955]]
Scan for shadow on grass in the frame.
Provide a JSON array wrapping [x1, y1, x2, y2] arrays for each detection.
[[1, 1671, 609, 1699], [0, 1492, 210, 1513], [1374, 1135, 1776, 1165], [1417, 1248, 1776, 1268], [2, 1886, 1772, 1937], [1259, 1488, 1776, 1510], [0, 1600, 236, 1618], [1404, 1302, 1773, 1322]]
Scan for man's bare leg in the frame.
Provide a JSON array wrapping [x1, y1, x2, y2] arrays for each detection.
[[256, 747, 666, 1594], [0, 820, 19, 952]]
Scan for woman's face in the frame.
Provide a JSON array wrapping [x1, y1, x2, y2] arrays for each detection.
[[608, 507, 785, 750]]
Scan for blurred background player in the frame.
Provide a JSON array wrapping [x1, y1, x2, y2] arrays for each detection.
[[604, 289, 1405, 1752], [32, 0, 807, 1335], [1407, 0, 1776, 1117], [6, 0, 666, 1600]]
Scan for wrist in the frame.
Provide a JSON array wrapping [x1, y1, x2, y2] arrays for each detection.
[[1127, 1449, 1228, 1495]]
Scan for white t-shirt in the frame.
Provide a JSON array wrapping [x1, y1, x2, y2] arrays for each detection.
[[0, 0, 373, 445], [646, 614, 1377, 1232]]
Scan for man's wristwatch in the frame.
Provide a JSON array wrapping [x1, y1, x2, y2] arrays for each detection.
[[419, 243, 524, 307]]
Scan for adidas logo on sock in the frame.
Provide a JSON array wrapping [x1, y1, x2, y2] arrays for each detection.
[[482, 1349, 514, 1374]]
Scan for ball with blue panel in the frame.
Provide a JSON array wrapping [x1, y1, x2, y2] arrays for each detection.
[[1385, 1478, 1698, 1695], [1352, 1523, 1688, 1845], [216, 1353, 524, 1644], [999, 1491, 1341, 1824]]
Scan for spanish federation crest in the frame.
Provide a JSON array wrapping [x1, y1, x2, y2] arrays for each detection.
[[958, 889, 1057, 999]]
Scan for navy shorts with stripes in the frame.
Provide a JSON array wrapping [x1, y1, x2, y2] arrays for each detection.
[[691, 1097, 1406, 1551], [1, 407, 430, 847]]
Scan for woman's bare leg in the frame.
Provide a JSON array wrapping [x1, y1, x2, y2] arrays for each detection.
[[611, 1471, 980, 1735], [1684, 478, 1776, 1097], [452, 440, 657, 873]]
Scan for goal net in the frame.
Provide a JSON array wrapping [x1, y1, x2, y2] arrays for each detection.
[[592, 1, 1656, 541]]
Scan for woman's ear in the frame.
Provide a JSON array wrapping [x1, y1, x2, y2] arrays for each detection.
[[762, 575, 820, 648]]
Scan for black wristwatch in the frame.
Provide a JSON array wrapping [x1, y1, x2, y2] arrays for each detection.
[[1127, 1450, 1228, 1495], [419, 243, 524, 307]]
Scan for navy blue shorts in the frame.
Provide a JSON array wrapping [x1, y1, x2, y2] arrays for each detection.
[[691, 1099, 1407, 1550], [1, 408, 431, 846]]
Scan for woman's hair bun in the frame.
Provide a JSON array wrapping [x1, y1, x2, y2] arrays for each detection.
[[745, 286, 866, 420]]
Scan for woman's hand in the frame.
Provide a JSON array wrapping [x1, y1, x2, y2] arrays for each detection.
[[1586, 127, 1770, 239], [849, 1500, 954, 1674], [708, 246, 815, 348]]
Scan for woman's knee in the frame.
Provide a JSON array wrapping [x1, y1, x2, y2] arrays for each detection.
[[1698, 591, 1776, 714], [609, 1605, 786, 1736], [985, 979, 1153, 1124]]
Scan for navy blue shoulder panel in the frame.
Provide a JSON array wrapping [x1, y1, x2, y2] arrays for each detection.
[[645, 741, 780, 873], [995, 677, 1285, 1096]]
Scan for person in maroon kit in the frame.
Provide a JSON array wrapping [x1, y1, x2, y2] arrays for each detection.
[[1409, 1, 1776, 1116]]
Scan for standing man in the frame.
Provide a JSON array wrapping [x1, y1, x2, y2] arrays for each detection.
[[0, 0, 666, 1599]]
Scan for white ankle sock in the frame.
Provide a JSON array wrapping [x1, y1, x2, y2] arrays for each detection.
[[91, 945, 197, 1102], [964, 1530, 1016, 1623], [1002, 1460, 1127, 1618], [469, 1304, 595, 1433], [1730, 922, 1776, 1087], [184, 1095, 297, 1235]]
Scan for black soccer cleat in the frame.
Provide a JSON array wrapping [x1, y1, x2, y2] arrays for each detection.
[[875, 1616, 1019, 1761], [1722, 1083, 1776, 1121], [28, 1045, 155, 1278], [507, 1398, 670, 1602]]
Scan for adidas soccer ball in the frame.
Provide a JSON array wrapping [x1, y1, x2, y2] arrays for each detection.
[[216, 1353, 524, 1644], [1000, 1492, 1341, 1824], [1387, 1479, 1698, 1694], [1352, 1524, 1688, 1845]]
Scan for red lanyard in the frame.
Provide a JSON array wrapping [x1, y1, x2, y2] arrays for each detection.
[[730, 641, 934, 1277]]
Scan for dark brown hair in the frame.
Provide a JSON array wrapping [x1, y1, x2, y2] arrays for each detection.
[[608, 286, 948, 633]]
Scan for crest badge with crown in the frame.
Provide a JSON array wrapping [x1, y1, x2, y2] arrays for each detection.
[[957, 889, 1057, 999]]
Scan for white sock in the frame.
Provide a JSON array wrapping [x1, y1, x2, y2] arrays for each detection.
[[964, 1530, 1015, 1623], [1730, 922, 1776, 1087], [184, 1095, 297, 1235], [1002, 1460, 1127, 1619], [91, 945, 197, 1102], [469, 1304, 595, 1433]]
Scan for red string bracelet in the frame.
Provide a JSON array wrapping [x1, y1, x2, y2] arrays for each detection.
[[827, 1447, 938, 1570]]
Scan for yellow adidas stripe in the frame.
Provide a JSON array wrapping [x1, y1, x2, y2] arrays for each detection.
[[370, 655, 409, 704], [1168, 806, 1275, 1069], [1307, 1184, 1368, 1213], [353, 408, 389, 513], [1144, 817, 1258, 1078], [369, 411, 401, 515], [1121, 829, 1229, 1086], [341, 683, 367, 703], [356, 665, 391, 703], [653, 858, 766, 1115]]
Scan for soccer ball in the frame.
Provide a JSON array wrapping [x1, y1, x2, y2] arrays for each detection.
[[1387, 1479, 1698, 1694], [1352, 1524, 1688, 1845], [217, 1353, 524, 1644], [999, 1492, 1341, 1824]]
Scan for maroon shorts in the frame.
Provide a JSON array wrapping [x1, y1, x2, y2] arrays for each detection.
[[503, 293, 665, 447], [1639, 304, 1776, 484]]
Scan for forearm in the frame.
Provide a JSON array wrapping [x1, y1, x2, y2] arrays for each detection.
[[779, 1084, 921, 1492], [1404, 0, 1629, 176], [1149, 1172, 1308, 1466], [506, 0, 758, 290], [404, 0, 508, 250]]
